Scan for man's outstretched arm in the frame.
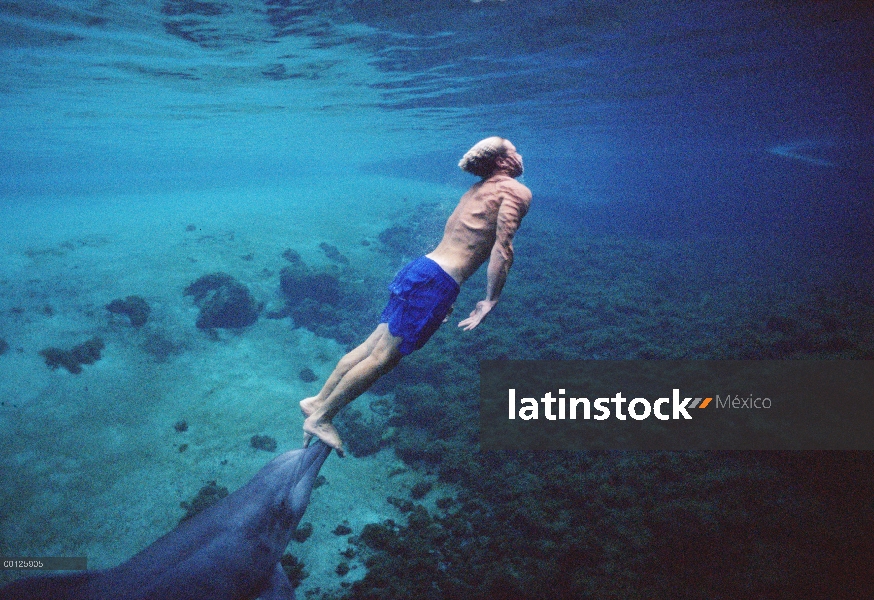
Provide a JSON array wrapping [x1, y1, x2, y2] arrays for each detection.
[[459, 185, 531, 330]]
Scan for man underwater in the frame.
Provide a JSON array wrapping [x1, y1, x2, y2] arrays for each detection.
[[301, 137, 532, 455]]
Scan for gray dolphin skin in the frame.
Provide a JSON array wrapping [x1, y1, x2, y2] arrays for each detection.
[[0, 441, 332, 600]]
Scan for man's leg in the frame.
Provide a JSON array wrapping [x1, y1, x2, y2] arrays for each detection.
[[302, 324, 403, 455], [300, 325, 386, 419]]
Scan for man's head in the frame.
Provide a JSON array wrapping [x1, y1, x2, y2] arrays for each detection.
[[459, 137, 524, 178]]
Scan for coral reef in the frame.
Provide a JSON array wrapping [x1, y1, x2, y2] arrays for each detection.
[[386, 496, 413, 513], [282, 248, 303, 264], [719, 282, 874, 359], [39, 337, 105, 374], [334, 407, 386, 458], [377, 204, 445, 264], [324, 224, 874, 600], [0, 338, 8, 355], [279, 553, 308, 588], [339, 451, 874, 599], [141, 331, 184, 362], [106, 295, 151, 327], [277, 252, 379, 346], [409, 481, 432, 500], [291, 522, 313, 543], [280, 269, 342, 306], [299, 367, 318, 382], [179, 481, 228, 523], [319, 242, 349, 264], [377, 225, 416, 257], [250, 434, 278, 452], [184, 273, 260, 329]]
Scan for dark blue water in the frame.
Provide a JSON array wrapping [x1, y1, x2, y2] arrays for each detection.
[[2, 1, 873, 597], [3, 0, 872, 270]]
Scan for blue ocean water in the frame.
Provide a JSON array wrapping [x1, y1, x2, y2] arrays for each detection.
[[1, 1, 873, 597], [2, 1, 872, 282]]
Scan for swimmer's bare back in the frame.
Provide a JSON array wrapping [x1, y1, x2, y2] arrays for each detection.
[[427, 174, 532, 286]]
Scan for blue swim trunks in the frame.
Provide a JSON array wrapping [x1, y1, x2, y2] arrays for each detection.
[[380, 256, 461, 356]]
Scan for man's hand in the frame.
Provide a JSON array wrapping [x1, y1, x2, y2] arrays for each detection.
[[458, 300, 497, 331]]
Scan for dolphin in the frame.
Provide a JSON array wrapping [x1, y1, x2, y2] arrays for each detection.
[[0, 441, 332, 600]]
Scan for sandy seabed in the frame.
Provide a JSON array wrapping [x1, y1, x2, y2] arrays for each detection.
[[0, 174, 463, 594]]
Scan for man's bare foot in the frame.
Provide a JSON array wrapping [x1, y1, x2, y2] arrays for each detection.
[[303, 415, 345, 457], [300, 396, 319, 418]]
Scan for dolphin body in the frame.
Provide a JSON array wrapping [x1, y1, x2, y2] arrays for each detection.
[[1, 441, 332, 600]]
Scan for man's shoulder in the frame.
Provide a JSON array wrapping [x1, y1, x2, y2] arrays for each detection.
[[477, 176, 531, 216], [515, 180, 533, 200], [493, 179, 531, 224], [499, 178, 532, 206]]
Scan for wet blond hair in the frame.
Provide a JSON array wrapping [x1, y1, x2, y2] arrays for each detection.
[[458, 136, 519, 177]]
